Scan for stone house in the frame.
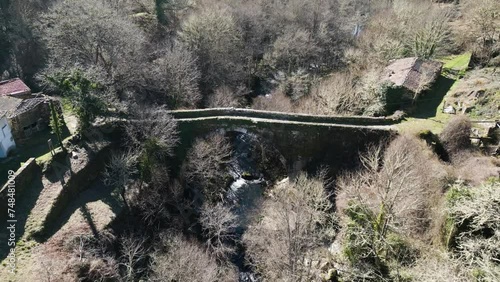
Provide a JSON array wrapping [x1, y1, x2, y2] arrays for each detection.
[[7, 97, 52, 141], [0, 78, 54, 145], [382, 57, 443, 101]]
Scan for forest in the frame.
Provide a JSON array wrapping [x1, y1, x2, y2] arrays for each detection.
[[0, 0, 499, 281]]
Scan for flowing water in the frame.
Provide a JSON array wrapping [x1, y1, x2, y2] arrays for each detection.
[[226, 131, 267, 282]]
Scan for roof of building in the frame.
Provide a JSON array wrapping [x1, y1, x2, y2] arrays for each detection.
[[0, 78, 31, 97], [0, 96, 49, 119], [11, 97, 46, 117], [383, 57, 443, 93], [0, 96, 23, 118]]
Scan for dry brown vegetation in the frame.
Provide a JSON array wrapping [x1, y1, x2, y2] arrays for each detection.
[[150, 235, 220, 282], [454, 0, 500, 66], [243, 173, 336, 281], [181, 133, 233, 204], [439, 115, 472, 158], [337, 135, 446, 235]]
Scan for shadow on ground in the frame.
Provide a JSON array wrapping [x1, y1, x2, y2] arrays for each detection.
[[411, 76, 456, 119], [0, 172, 44, 261], [41, 178, 122, 242]]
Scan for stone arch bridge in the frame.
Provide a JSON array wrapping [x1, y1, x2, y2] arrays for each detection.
[[168, 108, 397, 173]]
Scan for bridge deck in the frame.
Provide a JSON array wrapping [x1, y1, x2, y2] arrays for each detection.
[[168, 108, 399, 127]]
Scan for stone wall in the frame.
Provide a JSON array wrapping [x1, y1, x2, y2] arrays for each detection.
[[0, 158, 40, 220], [9, 99, 51, 142]]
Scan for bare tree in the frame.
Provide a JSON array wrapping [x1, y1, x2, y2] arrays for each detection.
[[150, 235, 219, 282], [352, 0, 451, 69], [243, 173, 336, 281], [144, 45, 202, 108], [410, 256, 470, 282], [199, 203, 238, 260], [335, 135, 445, 279], [40, 0, 145, 78], [295, 71, 359, 115], [251, 89, 294, 113], [458, 0, 500, 65], [119, 235, 148, 281], [447, 181, 500, 281], [179, 4, 245, 91], [103, 150, 139, 208], [407, 4, 451, 59], [63, 233, 121, 281], [125, 107, 179, 157], [337, 136, 441, 236], [181, 133, 233, 204], [206, 85, 246, 108], [262, 29, 320, 76], [134, 173, 193, 231], [85, 256, 121, 282]]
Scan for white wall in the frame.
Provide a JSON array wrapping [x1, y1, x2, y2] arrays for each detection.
[[0, 116, 16, 158]]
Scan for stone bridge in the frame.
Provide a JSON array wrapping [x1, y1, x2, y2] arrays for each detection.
[[169, 108, 398, 173]]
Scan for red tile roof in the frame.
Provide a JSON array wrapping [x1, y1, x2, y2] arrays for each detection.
[[0, 78, 31, 97]]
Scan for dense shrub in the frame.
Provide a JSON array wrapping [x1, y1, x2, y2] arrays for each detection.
[[243, 173, 336, 281], [446, 180, 500, 281], [439, 116, 472, 157]]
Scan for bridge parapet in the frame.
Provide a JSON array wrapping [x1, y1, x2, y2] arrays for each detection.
[[168, 108, 399, 126]]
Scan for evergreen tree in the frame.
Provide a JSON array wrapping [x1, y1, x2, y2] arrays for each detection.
[[49, 100, 66, 152]]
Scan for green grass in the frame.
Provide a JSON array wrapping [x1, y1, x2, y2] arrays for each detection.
[[397, 75, 458, 134], [397, 52, 478, 135], [61, 97, 75, 115], [440, 52, 472, 78], [468, 90, 500, 119]]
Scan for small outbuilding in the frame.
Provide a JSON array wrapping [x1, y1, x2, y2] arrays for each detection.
[[0, 78, 56, 145], [8, 97, 52, 141], [0, 94, 53, 145], [382, 57, 443, 101]]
